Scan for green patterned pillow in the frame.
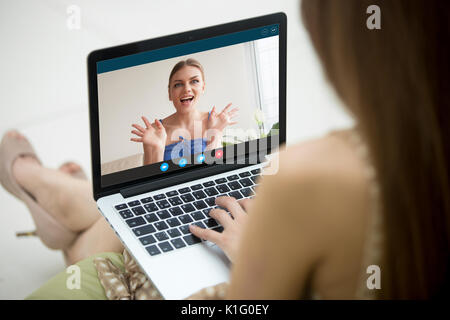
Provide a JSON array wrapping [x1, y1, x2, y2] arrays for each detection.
[[25, 252, 124, 300]]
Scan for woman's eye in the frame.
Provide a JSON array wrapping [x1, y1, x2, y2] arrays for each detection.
[[174, 83, 182, 88], [192, 79, 199, 84]]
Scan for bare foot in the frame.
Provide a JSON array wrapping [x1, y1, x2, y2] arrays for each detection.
[[59, 162, 82, 176]]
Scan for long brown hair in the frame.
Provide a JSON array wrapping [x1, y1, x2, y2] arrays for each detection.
[[301, 0, 450, 299]]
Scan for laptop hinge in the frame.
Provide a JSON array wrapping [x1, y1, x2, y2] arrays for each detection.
[[120, 162, 254, 199]]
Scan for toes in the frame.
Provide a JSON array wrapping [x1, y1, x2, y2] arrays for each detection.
[[59, 162, 82, 175]]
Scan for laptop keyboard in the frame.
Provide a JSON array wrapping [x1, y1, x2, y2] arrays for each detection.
[[113, 168, 262, 256]]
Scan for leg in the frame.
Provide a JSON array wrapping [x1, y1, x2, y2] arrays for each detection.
[[13, 155, 99, 232], [64, 217, 124, 266]]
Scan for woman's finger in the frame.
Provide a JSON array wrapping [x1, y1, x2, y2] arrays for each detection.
[[210, 106, 216, 118], [189, 225, 222, 245], [132, 124, 146, 133], [216, 196, 247, 221], [228, 108, 239, 114], [209, 208, 234, 228], [220, 103, 233, 114], [130, 138, 143, 143], [154, 119, 164, 130], [238, 198, 253, 213], [142, 116, 152, 129], [131, 130, 143, 137]]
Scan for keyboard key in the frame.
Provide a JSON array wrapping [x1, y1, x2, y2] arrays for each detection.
[[166, 190, 178, 197], [154, 194, 166, 200], [126, 217, 145, 228], [216, 184, 230, 194], [183, 234, 201, 245], [227, 175, 239, 181], [179, 225, 191, 235], [144, 203, 158, 212], [156, 210, 171, 220], [146, 245, 161, 256], [240, 188, 254, 197], [191, 211, 205, 221], [204, 218, 218, 228], [215, 178, 227, 184], [204, 187, 219, 197], [180, 194, 195, 203], [192, 221, 206, 229], [127, 200, 140, 207], [169, 207, 183, 216], [139, 234, 156, 246], [144, 213, 158, 223], [131, 206, 146, 216], [239, 171, 251, 178], [192, 190, 207, 200], [179, 214, 193, 224], [170, 238, 186, 249], [250, 176, 259, 183], [203, 208, 212, 217], [133, 224, 156, 236], [167, 228, 181, 238], [228, 181, 242, 190], [154, 221, 169, 231], [229, 191, 243, 200], [156, 199, 170, 209], [154, 231, 169, 241], [141, 197, 153, 203], [119, 209, 133, 219], [239, 178, 253, 188], [205, 197, 216, 207], [212, 226, 224, 233], [193, 200, 207, 210], [251, 168, 261, 175], [181, 203, 195, 213], [167, 217, 181, 227], [168, 196, 183, 206], [158, 241, 174, 253], [115, 204, 127, 210], [178, 187, 191, 194], [203, 181, 215, 187], [191, 184, 203, 190]]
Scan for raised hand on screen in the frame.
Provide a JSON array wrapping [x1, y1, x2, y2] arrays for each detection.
[[130, 116, 167, 151], [206, 103, 239, 133]]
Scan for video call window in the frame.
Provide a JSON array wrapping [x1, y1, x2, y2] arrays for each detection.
[[97, 26, 279, 176]]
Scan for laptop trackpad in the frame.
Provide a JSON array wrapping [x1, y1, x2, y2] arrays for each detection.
[[146, 243, 231, 300]]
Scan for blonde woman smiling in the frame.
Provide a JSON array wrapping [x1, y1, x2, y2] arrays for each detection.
[[130, 58, 239, 165]]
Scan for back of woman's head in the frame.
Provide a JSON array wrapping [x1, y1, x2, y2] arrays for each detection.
[[301, 0, 450, 299]]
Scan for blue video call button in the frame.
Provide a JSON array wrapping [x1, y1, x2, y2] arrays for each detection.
[[178, 158, 187, 167], [197, 154, 205, 163], [160, 162, 169, 172]]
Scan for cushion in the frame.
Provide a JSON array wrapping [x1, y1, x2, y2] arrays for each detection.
[[25, 252, 124, 300]]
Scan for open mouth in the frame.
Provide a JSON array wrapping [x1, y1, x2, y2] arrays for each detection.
[[180, 96, 194, 106], [180, 96, 194, 103]]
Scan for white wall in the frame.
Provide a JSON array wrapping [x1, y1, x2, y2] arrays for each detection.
[[98, 42, 262, 164]]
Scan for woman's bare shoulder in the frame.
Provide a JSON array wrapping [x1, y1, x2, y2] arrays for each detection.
[[259, 128, 370, 228]]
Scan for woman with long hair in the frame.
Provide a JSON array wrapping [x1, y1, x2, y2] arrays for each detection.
[[0, 0, 448, 299]]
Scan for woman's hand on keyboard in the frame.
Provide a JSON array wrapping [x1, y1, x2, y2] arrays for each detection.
[[189, 196, 250, 262]]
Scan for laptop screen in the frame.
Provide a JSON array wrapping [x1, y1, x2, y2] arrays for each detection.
[[93, 20, 282, 190]]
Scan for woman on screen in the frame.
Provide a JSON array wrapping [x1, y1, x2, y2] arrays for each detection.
[[130, 58, 239, 165]]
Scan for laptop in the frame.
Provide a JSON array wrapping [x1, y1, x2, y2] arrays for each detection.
[[87, 12, 286, 299]]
